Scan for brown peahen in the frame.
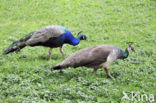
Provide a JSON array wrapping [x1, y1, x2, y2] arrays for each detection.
[[52, 45, 135, 78], [3, 25, 87, 58]]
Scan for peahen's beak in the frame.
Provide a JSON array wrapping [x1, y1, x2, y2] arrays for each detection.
[[132, 49, 135, 53]]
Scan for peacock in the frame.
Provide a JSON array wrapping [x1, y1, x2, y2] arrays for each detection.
[[52, 44, 135, 78], [3, 25, 87, 58]]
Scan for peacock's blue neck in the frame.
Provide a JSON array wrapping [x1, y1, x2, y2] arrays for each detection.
[[120, 49, 129, 59], [71, 36, 81, 46], [61, 30, 81, 46]]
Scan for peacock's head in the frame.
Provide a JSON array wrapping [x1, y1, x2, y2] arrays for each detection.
[[77, 31, 87, 41], [80, 35, 87, 40]]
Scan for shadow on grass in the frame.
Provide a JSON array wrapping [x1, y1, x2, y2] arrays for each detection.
[[37, 54, 60, 60], [50, 67, 117, 81], [17, 53, 62, 61]]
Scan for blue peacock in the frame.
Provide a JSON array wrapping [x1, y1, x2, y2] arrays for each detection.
[[3, 25, 87, 58]]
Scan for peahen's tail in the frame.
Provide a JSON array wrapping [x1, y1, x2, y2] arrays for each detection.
[[3, 32, 34, 54], [51, 65, 62, 70], [51, 62, 71, 71]]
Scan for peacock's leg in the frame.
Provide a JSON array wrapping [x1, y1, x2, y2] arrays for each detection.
[[104, 67, 113, 79], [93, 68, 98, 74], [49, 48, 52, 59], [59, 47, 66, 57]]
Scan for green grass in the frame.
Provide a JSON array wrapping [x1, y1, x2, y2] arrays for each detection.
[[0, 0, 156, 102]]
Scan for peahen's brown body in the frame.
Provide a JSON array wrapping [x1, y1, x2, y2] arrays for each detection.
[[52, 45, 135, 78]]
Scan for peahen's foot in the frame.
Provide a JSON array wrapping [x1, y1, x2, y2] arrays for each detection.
[[107, 74, 113, 79]]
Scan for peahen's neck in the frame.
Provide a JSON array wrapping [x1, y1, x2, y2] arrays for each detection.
[[120, 49, 129, 59]]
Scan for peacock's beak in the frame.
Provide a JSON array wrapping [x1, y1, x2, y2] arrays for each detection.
[[85, 38, 88, 40]]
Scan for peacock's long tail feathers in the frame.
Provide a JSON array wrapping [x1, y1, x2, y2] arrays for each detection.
[[3, 32, 34, 55]]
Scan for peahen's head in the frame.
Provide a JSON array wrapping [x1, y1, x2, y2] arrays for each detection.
[[126, 45, 135, 52], [121, 45, 135, 59], [80, 35, 87, 40]]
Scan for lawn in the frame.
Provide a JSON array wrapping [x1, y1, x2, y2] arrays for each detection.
[[0, 0, 156, 102]]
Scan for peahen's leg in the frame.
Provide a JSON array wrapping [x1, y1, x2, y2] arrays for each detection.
[[49, 48, 52, 59], [104, 67, 113, 79], [59, 47, 66, 57]]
